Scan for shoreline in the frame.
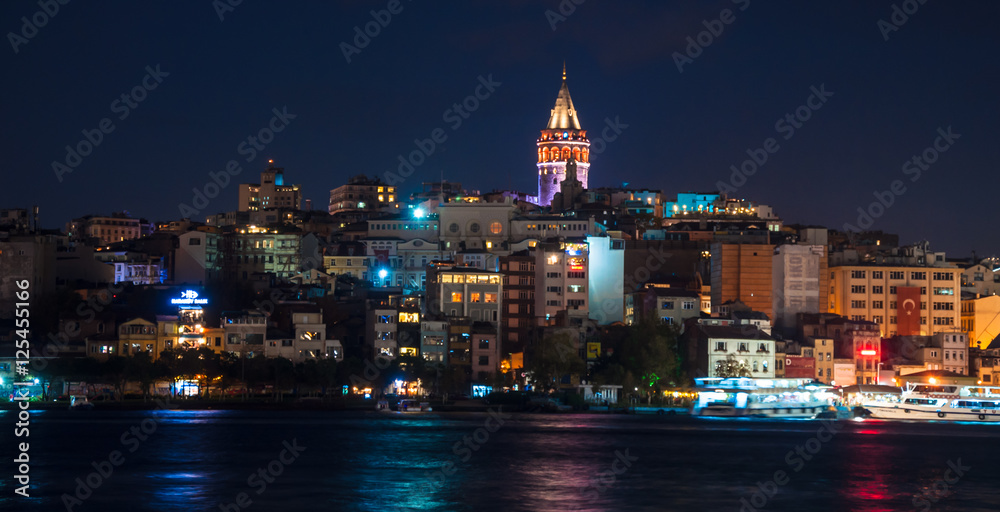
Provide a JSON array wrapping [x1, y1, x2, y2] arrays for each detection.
[[1, 400, 686, 414]]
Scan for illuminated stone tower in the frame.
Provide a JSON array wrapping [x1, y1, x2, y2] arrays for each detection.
[[537, 64, 589, 206]]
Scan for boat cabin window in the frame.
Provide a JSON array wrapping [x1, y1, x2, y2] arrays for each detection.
[[903, 398, 938, 405], [912, 385, 958, 394], [953, 400, 997, 409]]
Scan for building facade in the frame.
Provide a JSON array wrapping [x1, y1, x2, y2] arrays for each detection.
[[961, 294, 1000, 349], [710, 243, 774, 320], [328, 175, 398, 214], [238, 162, 302, 212], [829, 265, 961, 337]]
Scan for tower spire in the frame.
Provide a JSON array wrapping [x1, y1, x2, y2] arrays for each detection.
[[536, 65, 590, 206]]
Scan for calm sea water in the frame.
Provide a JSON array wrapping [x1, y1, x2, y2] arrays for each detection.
[[1, 408, 999, 511]]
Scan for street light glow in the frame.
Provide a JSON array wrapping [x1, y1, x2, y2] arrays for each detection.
[[378, 269, 388, 279]]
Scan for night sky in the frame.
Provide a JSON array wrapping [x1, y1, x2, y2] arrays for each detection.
[[3, 1, 998, 257]]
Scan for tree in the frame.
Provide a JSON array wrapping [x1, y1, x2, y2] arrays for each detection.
[[215, 352, 242, 400], [715, 354, 752, 378], [267, 357, 295, 401], [126, 352, 166, 400], [525, 332, 586, 392], [101, 356, 129, 400], [620, 319, 681, 404]]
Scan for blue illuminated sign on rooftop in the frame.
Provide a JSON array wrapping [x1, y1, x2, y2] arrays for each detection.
[[171, 290, 208, 305]]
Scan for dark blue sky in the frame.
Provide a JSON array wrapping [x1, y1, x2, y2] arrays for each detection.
[[3, 1, 998, 257]]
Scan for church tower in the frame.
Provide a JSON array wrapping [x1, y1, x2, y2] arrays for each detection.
[[537, 64, 590, 206]]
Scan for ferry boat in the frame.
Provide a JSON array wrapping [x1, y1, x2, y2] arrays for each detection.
[[398, 399, 432, 413], [376, 398, 433, 413], [692, 377, 835, 419], [862, 383, 1000, 422]]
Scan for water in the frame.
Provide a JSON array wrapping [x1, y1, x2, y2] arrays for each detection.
[[2, 409, 999, 511]]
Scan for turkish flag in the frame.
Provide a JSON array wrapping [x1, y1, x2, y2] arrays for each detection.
[[374, 249, 390, 264], [897, 286, 921, 336]]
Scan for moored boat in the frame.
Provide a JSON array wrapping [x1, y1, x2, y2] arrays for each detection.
[[69, 395, 94, 410], [398, 399, 432, 413], [862, 383, 1000, 422]]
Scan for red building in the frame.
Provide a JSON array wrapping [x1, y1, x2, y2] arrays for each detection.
[[784, 355, 817, 379]]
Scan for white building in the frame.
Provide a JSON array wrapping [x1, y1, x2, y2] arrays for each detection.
[[688, 323, 776, 378], [363, 237, 451, 292], [587, 235, 625, 324], [437, 200, 516, 251], [368, 304, 398, 359], [175, 230, 220, 285], [772, 243, 826, 331]]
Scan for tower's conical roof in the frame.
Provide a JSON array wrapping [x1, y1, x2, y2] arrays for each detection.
[[547, 63, 582, 130]]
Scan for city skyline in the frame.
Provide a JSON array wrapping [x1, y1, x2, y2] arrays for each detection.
[[3, 1, 999, 256]]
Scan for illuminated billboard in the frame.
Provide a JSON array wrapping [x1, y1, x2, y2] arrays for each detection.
[[171, 290, 208, 306]]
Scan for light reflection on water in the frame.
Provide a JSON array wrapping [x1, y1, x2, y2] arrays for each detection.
[[2, 410, 1000, 511]]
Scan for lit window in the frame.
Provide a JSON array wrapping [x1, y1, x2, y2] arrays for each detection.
[[451, 292, 463, 302]]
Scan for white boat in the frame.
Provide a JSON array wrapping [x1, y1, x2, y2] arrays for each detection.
[[69, 395, 94, 410], [863, 383, 1000, 422], [398, 399, 432, 413], [692, 377, 835, 419]]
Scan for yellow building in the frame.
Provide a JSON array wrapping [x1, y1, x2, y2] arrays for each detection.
[[829, 265, 961, 337], [961, 295, 1000, 349], [117, 318, 158, 358], [323, 255, 368, 281]]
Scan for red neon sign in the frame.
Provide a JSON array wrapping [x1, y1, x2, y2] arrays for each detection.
[[860, 350, 877, 356]]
